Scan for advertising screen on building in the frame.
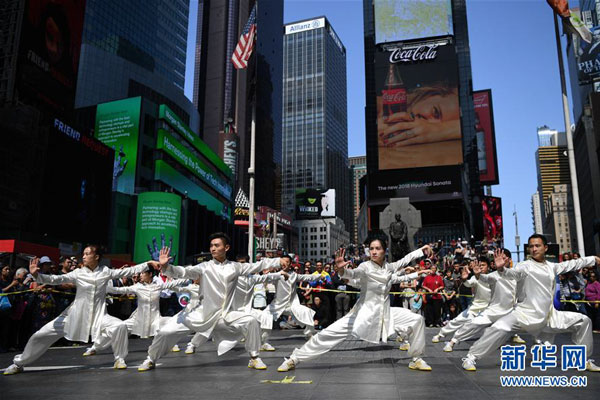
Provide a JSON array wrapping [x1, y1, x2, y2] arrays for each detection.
[[368, 166, 462, 203], [17, 0, 86, 111], [374, 0, 453, 44], [295, 189, 336, 219], [375, 42, 463, 170], [95, 97, 142, 194], [39, 118, 113, 245], [482, 196, 503, 242], [473, 90, 500, 185], [574, 24, 600, 84], [133, 192, 181, 264]]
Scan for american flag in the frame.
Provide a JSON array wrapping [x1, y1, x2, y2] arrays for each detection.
[[231, 4, 257, 69]]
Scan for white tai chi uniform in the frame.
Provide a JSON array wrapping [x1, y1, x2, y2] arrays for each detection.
[[144, 257, 281, 362], [288, 249, 425, 364], [12, 263, 149, 367], [187, 273, 283, 353], [451, 271, 518, 344], [436, 275, 491, 339], [264, 272, 321, 338], [91, 279, 189, 352], [468, 257, 597, 360]]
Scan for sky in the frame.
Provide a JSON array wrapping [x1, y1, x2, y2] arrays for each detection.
[[184, 0, 577, 256]]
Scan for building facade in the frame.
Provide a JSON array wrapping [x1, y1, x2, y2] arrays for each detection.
[[349, 155, 367, 244], [531, 191, 544, 234], [295, 217, 349, 263], [282, 17, 350, 228], [543, 185, 577, 254]]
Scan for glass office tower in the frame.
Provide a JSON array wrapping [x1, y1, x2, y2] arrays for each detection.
[[282, 17, 351, 228]]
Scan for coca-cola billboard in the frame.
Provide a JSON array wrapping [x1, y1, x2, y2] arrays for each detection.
[[375, 42, 463, 171]]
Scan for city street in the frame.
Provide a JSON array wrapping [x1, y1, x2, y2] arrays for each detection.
[[2, 328, 598, 399]]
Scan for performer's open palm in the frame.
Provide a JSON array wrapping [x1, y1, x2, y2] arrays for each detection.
[[29, 257, 40, 276], [334, 248, 351, 273], [494, 248, 506, 269], [158, 247, 171, 269]]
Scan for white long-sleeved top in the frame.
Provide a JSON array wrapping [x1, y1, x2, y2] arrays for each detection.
[[476, 271, 517, 318], [462, 275, 492, 314], [232, 273, 282, 313], [162, 257, 280, 337], [108, 279, 188, 338], [340, 249, 424, 344], [499, 256, 596, 332], [266, 272, 321, 326], [34, 263, 149, 342], [177, 283, 202, 310]]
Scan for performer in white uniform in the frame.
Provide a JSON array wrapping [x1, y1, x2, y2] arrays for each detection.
[[431, 259, 492, 344], [277, 235, 433, 372], [4, 245, 151, 375], [442, 249, 523, 352], [183, 266, 287, 355], [137, 232, 288, 372], [83, 269, 189, 355], [262, 256, 322, 346], [462, 235, 600, 372]]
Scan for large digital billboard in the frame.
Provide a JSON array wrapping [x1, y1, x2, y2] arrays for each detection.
[[368, 166, 462, 203], [39, 118, 113, 245], [133, 192, 181, 264], [295, 189, 336, 219], [374, 0, 453, 44], [17, 0, 86, 111], [94, 97, 142, 194], [482, 196, 503, 242], [575, 25, 600, 84], [375, 42, 463, 170], [473, 90, 500, 185]]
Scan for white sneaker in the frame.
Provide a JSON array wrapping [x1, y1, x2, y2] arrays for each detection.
[[82, 347, 96, 357], [113, 358, 127, 369], [398, 341, 410, 351], [248, 357, 267, 370], [586, 359, 600, 372], [511, 334, 526, 344], [443, 341, 454, 352], [137, 359, 155, 372], [185, 344, 195, 354], [171, 344, 181, 352], [462, 355, 476, 371], [261, 343, 276, 351], [408, 357, 432, 371], [277, 358, 296, 372], [3, 364, 23, 375], [432, 334, 442, 343]]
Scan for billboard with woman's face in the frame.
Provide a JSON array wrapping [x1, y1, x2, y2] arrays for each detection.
[[375, 41, 463, 170]]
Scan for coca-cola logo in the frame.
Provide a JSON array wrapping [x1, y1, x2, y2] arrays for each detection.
[[382, 89, 406, 103], [389, 44, 439, 63]]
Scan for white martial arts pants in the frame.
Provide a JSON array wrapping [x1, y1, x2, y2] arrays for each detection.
[[452, 313, 499, 344], [290, 309, 425, 364], [93, 316, 171, 351], [13, 314, 128, 366], [469, 310, 593, 360], [437, 308, 478, 338], [146, 311, 261, 362]]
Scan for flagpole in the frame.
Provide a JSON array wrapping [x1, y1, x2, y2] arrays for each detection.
[[553, 11, 585, 256], [247, 2, 257, 261]]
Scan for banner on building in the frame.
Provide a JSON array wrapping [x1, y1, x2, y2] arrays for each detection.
[[133, 192, 181, 264], [295, 189, 336, 219], [482, 196, 503, 242], [473, 90, 500, 185]]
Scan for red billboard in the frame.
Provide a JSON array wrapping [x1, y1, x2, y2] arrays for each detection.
[[17, 0, 86, 111], [473, 90, 499, 185], [482, 196, 503, 242]]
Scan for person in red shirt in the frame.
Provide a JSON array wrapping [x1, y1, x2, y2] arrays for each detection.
[[421, 261, 444, 327]]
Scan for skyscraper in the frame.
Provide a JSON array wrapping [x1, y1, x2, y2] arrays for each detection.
[[75, 0, 198, 128], [282, 17, 350, 228], [531, 191, 544, 234], [349, 155, 367, 244]]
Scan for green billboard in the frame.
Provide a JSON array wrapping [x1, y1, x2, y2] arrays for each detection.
[[95, 97, 142, 194], [156, 129, 232, 199], [133, 192, 182, 264]]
